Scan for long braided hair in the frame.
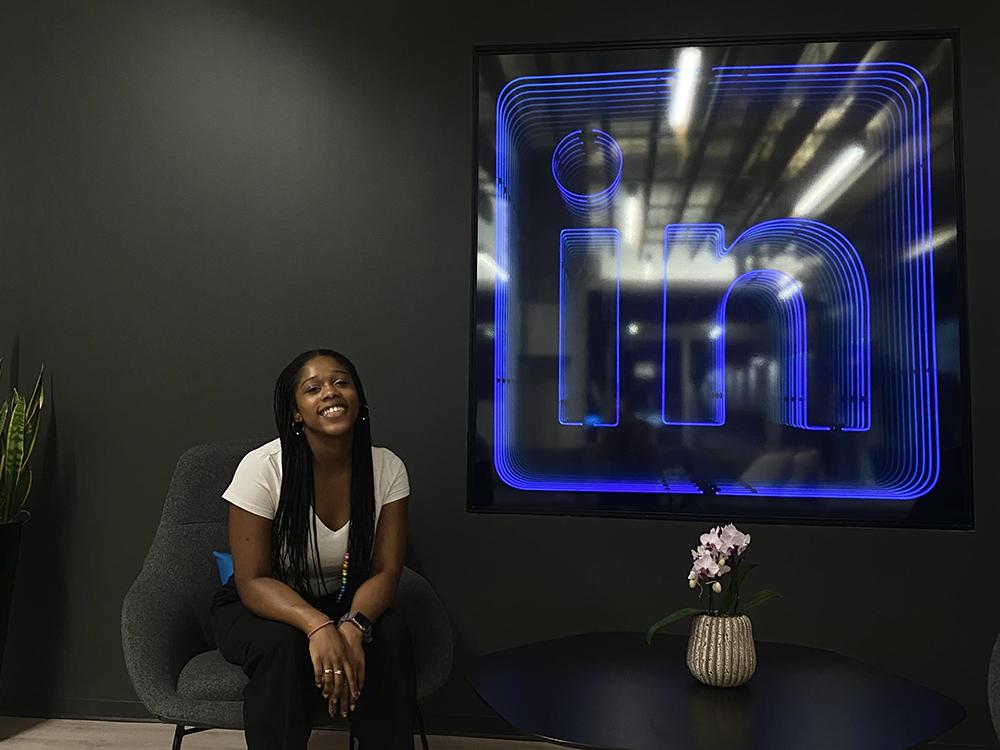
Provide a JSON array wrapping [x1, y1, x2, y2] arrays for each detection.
[[271, 349, 376, 599]]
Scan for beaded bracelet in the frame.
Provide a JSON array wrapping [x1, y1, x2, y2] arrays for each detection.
[[307, 620, 335, 639]]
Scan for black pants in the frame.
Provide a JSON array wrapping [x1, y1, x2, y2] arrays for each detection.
[[210, 576, 417, 750]]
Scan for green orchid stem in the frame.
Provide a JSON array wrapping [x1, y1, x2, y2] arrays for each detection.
[[732, 558, 741, 615]]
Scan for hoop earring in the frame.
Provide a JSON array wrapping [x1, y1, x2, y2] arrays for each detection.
[[359, 404, 369, 422], [292, 420, 304, 436]]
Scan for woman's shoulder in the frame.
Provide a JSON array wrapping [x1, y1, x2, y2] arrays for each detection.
[[235, 437, 282, 474], [370, 444, 404, 468], [371, 445, 409, 504], [223, 438, 282, 514], [243, 437, 282, 461]]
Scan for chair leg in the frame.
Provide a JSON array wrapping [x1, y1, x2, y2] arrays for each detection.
[[171, 724, 210, 750], [416, 705, 429, 750]]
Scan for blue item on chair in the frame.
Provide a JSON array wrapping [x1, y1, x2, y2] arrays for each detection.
[[211, 550, 233, 585]]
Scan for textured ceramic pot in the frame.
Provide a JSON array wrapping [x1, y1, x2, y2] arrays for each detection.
[[686, 613, 757, 687]]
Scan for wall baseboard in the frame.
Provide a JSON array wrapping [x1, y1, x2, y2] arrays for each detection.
[[0, 698, 153, 722], [0, 698, 516, 738], [0, 699, 991, 749]]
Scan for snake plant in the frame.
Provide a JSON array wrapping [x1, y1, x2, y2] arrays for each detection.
[[0, 357, 44, 524]]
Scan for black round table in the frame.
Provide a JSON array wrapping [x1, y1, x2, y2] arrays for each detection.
[[467, 632, 965, 750]]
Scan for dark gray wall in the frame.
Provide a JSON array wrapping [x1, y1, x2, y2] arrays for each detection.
[[1, 0, 998, 744]]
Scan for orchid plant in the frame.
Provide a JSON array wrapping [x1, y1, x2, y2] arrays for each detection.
[[646, 523, 781, 645]]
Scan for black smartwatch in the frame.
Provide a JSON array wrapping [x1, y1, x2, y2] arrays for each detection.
[[337, 611, 373, 643]]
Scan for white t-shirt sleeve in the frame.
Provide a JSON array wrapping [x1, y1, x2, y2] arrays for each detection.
[[222, 449, 280, 520], [382, 449, 410, 505]]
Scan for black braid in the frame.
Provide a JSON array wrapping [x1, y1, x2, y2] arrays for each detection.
[[271, 349, 376, 599]]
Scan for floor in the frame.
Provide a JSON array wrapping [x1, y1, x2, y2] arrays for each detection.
[[0, 716, 988, 749], [0, 717, 558, 749]]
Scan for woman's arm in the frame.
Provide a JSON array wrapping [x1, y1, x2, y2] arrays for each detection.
[[228, 504, 331, 634], [335, 497, 408, 711], [345, 497, 408, 622]]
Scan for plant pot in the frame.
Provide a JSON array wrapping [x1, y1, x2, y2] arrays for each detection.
[[0, 510, 29, 680], [686, 613, 757, 687]]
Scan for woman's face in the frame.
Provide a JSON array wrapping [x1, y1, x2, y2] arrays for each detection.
[[292, 356, 361, 439]]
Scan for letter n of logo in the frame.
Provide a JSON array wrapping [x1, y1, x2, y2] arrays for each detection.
[[661, 219, 871, 432]]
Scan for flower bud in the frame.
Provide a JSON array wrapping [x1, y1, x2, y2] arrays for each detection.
[[688, 578, 697, 589], [712, 581, 722, 594]]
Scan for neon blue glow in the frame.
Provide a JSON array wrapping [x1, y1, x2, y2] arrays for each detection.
[[661, 220, 871, 432], [706, 62, 939, 499], [490, 61, 940, 500], [551, 130, 624, 218], [558, 229, 621, 427]]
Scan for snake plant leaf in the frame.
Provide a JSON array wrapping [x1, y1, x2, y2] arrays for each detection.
[[646, 607, 705, 645], [20, 415, 38, 481], [740, 590, 783, 613], [0, 396, 8, 479], [26, 365, 44, 421], [13, 466, 31, 514], [0, 365, 45, 523], [22, 388, 42, 461], [3, 392, 26, 520], [23, 418, 39, 463], [0, 369, 4, 505]]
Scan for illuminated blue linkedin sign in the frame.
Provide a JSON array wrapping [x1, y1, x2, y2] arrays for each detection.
[[471, 35, 971, 526]]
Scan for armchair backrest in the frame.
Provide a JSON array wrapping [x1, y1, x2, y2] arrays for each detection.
[[140, 438, 270, 649]]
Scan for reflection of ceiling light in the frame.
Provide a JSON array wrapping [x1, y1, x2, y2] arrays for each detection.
[[792, 144, 866, 217], [621, 194, 643, 247], [663, 249, 737, 285], [784, 96, 855, 179], [905, 226, 957, 261], [626, 322, 640, 336], [709, 324, 722, 340], [777, 280, 802, 301], [633, 361, 657, 380], [477, 252, 509, 283], [669, 48, 702, 131]]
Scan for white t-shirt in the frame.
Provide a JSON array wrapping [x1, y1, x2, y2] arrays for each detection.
[[222, 438, 409, 596]]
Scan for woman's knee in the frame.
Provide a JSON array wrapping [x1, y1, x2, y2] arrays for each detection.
[[371, 609, 414, 657], [375, 607, 410, 633], [251, 621, 310, 670]]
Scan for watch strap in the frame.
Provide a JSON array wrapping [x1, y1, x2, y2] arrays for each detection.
[[337, 611, 373, 643]]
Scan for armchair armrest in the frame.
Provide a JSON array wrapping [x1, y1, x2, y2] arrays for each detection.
[[396, 567, 454, 699], [121, 537, 213, 720]]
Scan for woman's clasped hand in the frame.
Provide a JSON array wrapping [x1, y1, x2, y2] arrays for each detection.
[[307, 619, 366, 718]]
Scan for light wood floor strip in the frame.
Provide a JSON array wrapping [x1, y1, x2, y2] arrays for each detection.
[[0, 717, 558, 749]]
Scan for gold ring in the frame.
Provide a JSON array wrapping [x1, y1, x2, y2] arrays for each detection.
[[323, 668, 334, 674], [333, 669, 343, 675]]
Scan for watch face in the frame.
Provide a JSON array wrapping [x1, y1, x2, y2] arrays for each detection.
[[353, 612, 372, 631]]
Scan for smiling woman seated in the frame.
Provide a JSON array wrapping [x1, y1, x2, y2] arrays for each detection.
[[209, 348, 415, 750]]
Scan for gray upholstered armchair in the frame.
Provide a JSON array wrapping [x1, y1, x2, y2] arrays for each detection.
[[121, 439, 453, 750]]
